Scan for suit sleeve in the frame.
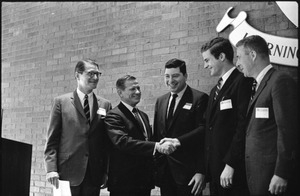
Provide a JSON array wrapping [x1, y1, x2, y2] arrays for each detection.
[[105, 111, 156, 157], [223, 77, 253, 168], [273, 74, 298, 179], [44, 97, 62, 173], [177, 93, 209, 173]]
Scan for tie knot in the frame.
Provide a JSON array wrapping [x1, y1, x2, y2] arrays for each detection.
[[253, 80, 257, 86], [218, 78, 223, 84], [172, 94, 178, 99], [84, 94, 88, 99], [132, 108, 138, 113]]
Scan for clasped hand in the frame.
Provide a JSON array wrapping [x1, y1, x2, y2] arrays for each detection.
[[156, 138, 180, 155]]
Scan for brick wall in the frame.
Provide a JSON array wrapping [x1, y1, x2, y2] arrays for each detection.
[[1, 2, 298, 196]]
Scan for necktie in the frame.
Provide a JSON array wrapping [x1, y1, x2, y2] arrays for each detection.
[[84, 94, 90, 124], [167, 94, 178, 124], [132, 108, 148, 139], [250, 80, 257, 100], [214, 78, 223, 100]]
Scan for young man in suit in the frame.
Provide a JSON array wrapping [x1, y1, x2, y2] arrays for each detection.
[[236, 35, 298, 196], [201, 37, 252, 196], [44, 59, 112, 196], [104, 75, 172, 196], [153, 58, 209, 196]]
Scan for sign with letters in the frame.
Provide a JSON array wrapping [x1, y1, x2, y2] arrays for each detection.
[[216, 2, 298, 67]]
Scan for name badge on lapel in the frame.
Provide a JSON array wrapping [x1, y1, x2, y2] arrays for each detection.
[[97, 108, 106, 118], [255, 107, 269, 118], [220, 99, 232, 110], [183, 103, 192, 110]]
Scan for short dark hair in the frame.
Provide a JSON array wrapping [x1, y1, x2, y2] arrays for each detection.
[[236, 35, 270, 58], [165, 58, 187, 75], [116, 75, 136, 90], [74, 59, 99, 73], [201, 37, 234, 62]]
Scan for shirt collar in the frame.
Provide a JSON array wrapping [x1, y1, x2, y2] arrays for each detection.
[[121, 101, 135, 113], [77, 88, 93, 101], [171, 84, 187, 99], [255, 64, 273, 88], [220, 67, 236, 88]]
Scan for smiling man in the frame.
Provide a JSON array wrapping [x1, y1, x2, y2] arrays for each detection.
[[153, 58, 209, 196], [201, 37, 252, 196], [104, 75, 171, 196], [44, 59, 112, 196]]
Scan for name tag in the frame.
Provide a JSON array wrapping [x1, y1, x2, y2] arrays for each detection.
[[220, 99, 232, 110], [97, 108, 106, 116], [183, 103, 192, 110], [255, 107, 269, 118]]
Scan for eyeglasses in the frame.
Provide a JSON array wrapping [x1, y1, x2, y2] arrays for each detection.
[[83, 71, 102, 78]]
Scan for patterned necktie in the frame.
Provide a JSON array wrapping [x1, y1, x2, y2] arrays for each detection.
[[132, 108, 147, 139], [214, 78, 223, 100], [250, 80, 257, 100], [167, 93, 178, 125], [84, 94, 90, 124]]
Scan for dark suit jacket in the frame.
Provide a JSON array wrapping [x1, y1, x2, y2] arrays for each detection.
[[104, 102, 156, 192], [245, 67, 298, 195], [44, 90, 112, 186], [204, 68, 253, 185], [153, 85, 208, 186]]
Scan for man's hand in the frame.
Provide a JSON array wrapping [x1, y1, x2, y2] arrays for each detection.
[[159, 138, 181, 148], [156, 141, 177, 155], [268, 175, 287, 195], [220, 164, 234, 188], [188, 173, 205, 196], [46, 171, 59, 189]]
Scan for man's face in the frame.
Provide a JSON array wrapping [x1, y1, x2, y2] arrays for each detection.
[[119, 79, 141, 107], [236, 46, 254, 77], [164, 67, 187, 93], [76, 62, 101, 94], [202, 50, 223, 77]]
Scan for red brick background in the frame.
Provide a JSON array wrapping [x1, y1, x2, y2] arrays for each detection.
[[1, 2, 298, 195]]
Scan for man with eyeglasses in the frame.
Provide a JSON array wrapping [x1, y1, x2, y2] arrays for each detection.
[[44, 59, 112, 196]]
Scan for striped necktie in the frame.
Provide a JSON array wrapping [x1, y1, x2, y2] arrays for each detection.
[[250, 80, 257, 100], [214, 78, 223, 100], [132, 108, 148, 140], [84, 94, 90, 124]]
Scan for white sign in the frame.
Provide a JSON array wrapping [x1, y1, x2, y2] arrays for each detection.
[[216, 6, 298, 67]]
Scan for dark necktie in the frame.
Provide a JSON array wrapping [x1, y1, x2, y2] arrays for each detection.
[[167, 94, 178, 125], [214, 78, 223, 100], [132, 108, 148, 139], [84, 94, 90, 124], [250, 80, 257, 100]]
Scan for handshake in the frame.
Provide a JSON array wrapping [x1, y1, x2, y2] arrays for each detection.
[[156, 138, 181, 155]]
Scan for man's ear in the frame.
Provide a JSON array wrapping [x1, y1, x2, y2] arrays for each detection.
[[219, 53, 226, 61], [250, 50, 257, 61], [75, 72, 79, 80], [117, 88, 122, 97]]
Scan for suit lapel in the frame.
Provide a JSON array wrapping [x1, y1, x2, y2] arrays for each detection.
[[71, 91, 86, 119], [247, 68, 275, 115], [139, 111, 152, 138], [209, 69, 239, 123], [167, 86, 193, 132]]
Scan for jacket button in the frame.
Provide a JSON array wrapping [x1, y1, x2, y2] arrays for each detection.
[[85, 153, 89, 157]]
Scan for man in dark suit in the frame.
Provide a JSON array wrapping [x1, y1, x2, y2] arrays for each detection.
[[236, 35, 298, 196], [44, 59, 112, 196], [201, 37, 252, 196], [104, 75, 172, 196], [153, 58, 209, 196]]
